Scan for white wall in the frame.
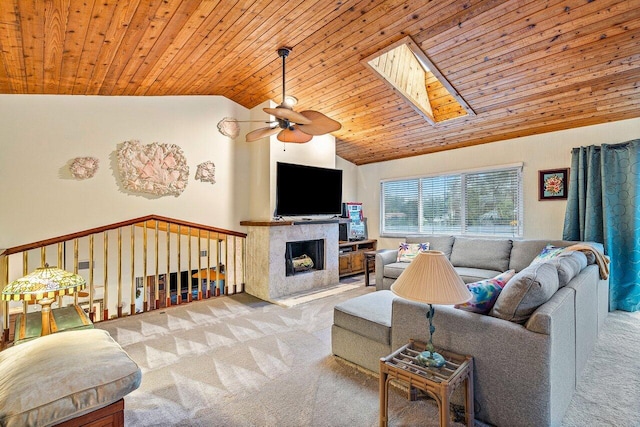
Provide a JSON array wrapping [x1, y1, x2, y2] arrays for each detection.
[[357, 117, 640, 249], [0, 95, 251, 249], [336, 156, 358, 204]]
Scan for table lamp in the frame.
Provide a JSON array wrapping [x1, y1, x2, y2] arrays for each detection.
[[391, 250, 471, 368], [2, 264, 86, 336]]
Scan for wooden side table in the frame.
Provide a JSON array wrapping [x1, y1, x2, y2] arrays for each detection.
[[379, 340, 474, 427], [364, 250, 377, 286]]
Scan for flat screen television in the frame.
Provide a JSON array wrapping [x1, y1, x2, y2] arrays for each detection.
[[275, 162, 343, 217]]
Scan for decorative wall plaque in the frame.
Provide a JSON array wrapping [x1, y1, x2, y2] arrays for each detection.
[[116, 140, 189, 196], [217, 117, 240, 138], [195, 161, 216, 184], [70, 156, 99, 179]]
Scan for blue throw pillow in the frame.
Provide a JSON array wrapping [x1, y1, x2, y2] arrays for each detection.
[[455, 270, 516, 314]]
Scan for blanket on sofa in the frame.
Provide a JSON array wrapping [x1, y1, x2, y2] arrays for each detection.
[[566, 243, 610, 279]]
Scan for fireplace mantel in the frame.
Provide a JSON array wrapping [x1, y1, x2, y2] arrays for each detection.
[[240, 219, 340, 227], [242, 220, 339, 303]]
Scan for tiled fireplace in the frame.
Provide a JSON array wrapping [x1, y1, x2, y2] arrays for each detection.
[[241, 220, 339, 303]]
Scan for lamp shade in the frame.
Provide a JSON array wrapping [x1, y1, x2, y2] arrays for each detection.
[[391, 251, 471, 305], [2, 264, 86, 302]]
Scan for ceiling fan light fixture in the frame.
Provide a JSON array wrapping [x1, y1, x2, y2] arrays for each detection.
[[283, 95, 298, 107], [245, 46, 341, 143]]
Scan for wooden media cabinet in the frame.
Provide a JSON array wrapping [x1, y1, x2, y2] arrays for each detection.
[[338, 239, 377, 278]]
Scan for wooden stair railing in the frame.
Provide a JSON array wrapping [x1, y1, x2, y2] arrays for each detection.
[[1, 215, 247, 343]]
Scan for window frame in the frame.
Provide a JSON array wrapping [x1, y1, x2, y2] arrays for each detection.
[[380, 163, 523, 238]]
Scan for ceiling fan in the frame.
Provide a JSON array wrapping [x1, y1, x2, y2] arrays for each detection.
[[245, 47, 341, 143]]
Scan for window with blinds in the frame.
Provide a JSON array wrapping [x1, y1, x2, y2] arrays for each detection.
[[381, 166, 522, 237]]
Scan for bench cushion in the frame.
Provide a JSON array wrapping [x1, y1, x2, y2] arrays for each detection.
[[0, 329, 141, 427], [333, 290, 395, 345]]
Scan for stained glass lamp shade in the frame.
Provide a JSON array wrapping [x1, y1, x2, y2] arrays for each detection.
[[2, 264, 86, 336], [391, 251, 471, 367]]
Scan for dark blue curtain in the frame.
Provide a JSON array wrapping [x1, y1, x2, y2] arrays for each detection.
[[563, 140, 640, 312]]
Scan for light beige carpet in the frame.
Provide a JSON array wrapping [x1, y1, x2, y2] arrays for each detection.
[[97, 279, 640, 426], [560, 310, 640, 427]]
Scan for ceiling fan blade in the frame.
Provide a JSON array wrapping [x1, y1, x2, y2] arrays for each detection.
[[246, 126, 280, 142], [264, 107, 312, 125], [277, 127, 314, 143], [297, 110, 342, 135]]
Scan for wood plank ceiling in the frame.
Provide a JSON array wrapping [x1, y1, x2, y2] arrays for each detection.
[[1, 0, 639, 165]]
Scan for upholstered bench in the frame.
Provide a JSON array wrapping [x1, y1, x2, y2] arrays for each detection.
[[331, 290, 396, 372], [0, 329, 141, 426]]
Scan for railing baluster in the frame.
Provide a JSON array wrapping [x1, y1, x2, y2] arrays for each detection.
[[197, 230, 202, 301], [224, 236, 229, 295], [231, 237, 236, 295], [73, 238, 79, 305], [143, 222, 148, 312], [177, 225, 182, 305], [2, 255, 9, 342], [187, 226, 192, 302], [242, 236, 246, 293], [22, 252, 28, 318], [103, 231, 109, 321], [166, 222, 171, 308], [206, 231, 211, 299], [130, 225, 135, 316], [89, 234, 94, 322], [154, 221, 159, 310], [215, 235, 221, 296], [117, 227, 122, 318]]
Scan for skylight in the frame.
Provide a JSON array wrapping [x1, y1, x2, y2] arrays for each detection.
[[363, 36, 475, 126]]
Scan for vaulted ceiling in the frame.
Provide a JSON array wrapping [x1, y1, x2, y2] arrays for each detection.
[[1, 0, 639, 165]]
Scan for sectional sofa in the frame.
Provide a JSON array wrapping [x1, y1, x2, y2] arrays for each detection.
[[332, 235, 609, 427]]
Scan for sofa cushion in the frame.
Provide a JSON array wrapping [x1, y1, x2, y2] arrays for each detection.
[[490, 262, 559, 324], [508, 240, 575, 272], [384, 262, 410, 279], [0, 329, 141, 427], [548, 251, 588, 287], [455, 269, 516, 314], [454, 267, 503, 284], [333, 290, 395, 345], [450, 237, 512, 272], [397, 242, 429, 262], [407, 235, 455, 258]]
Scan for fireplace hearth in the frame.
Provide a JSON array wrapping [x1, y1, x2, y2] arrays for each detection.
[[285, 239, 325, 276]]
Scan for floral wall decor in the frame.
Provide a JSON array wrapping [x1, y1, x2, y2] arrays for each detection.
[[70, 156, 99, 179], [217, 117, 240, 138], [116, 140, 189, 197], [195, 161, 216, 184], [538, 168, 569, 200]]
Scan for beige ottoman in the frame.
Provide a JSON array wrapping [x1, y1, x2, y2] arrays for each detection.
[[0, 329, 141, 426]]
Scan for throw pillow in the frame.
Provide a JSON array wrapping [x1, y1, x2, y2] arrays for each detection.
[[489, 262, 559, 324], [530, 244, 566, 265], [548, 251, 588, 287], [455, 270, 516, 314], [397, 242, 430, 262]]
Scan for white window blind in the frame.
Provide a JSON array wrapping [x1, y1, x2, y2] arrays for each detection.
[[381, 166, 522, 237]]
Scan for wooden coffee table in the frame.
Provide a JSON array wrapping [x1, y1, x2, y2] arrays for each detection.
[[379, 339, 474, 427]]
